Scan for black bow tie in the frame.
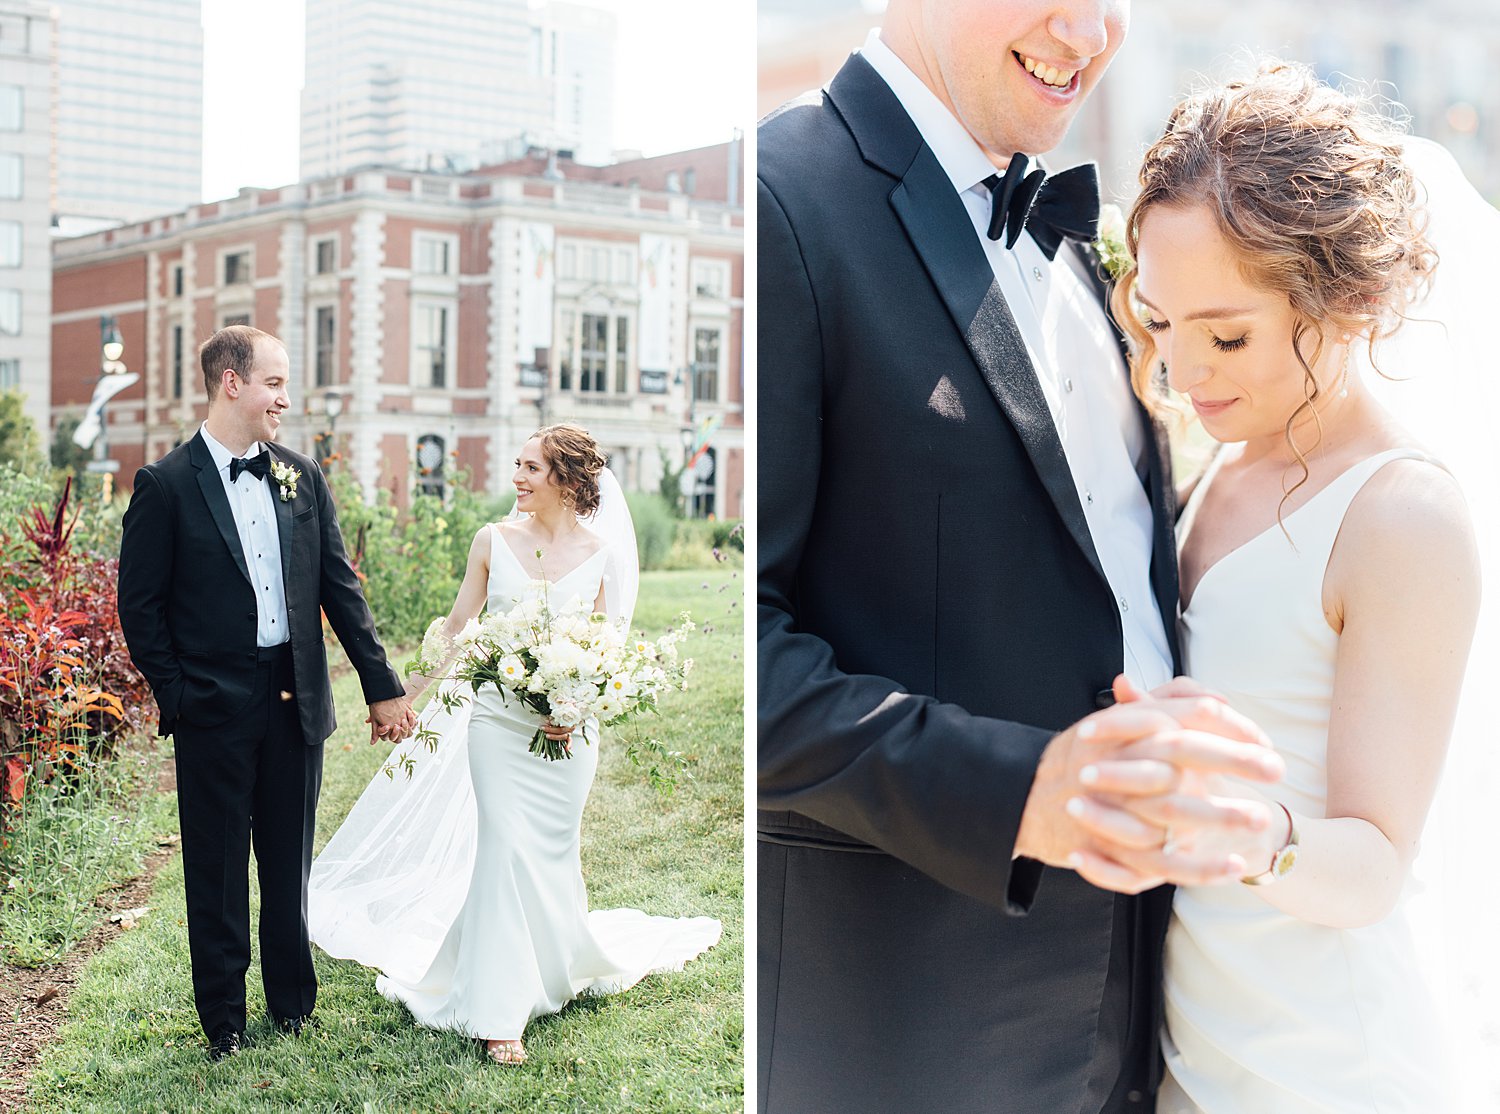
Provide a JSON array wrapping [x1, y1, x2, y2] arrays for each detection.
[[984, 155, 1100, 261], [229, 449, 271, 483]]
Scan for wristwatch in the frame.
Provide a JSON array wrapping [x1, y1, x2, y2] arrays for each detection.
[[1241, 802, 1299, 886]]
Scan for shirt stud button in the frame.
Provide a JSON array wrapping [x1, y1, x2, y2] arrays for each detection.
[[1120, 598, 1130, 612], [1065, 377, 1074, 392], [1032, 266, 1043, 282]]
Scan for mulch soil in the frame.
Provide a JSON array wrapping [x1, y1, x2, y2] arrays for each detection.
[[0, 758, 178, 1114]]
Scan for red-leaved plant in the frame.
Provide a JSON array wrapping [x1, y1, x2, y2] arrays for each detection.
[[0, 478, 153, 830]]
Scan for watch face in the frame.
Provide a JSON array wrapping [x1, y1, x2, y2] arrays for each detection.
[[1273, 845, 1299, 878]]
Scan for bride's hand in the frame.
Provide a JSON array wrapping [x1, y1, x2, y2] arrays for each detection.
[[540, 717, 572, 742]]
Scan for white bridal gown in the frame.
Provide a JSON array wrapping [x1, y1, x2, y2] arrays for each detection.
[[1157, 448, 1462, 1114], [309, 526, 720, 1041]]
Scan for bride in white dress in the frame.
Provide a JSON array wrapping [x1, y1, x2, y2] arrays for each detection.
[[307, 423, 720, 1065], [1090, 63, 1497, 1111]]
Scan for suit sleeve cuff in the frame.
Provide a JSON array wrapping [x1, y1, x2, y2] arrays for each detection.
[[1005, 857, 1045, 915]]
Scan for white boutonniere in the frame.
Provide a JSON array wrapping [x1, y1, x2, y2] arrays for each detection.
[[1094, 202, 1131, 281], [269, 459, 301, 502]]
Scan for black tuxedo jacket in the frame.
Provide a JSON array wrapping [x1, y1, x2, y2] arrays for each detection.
[[758, 56, 1180, 1112], [117, 432, 403, 744]]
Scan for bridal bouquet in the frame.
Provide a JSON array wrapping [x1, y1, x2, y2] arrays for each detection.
[[396, 590, 694, 787]]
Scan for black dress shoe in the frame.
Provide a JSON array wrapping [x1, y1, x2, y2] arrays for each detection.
[[208, 1030, 242, 1061], [273, 1013, 315, 1036]]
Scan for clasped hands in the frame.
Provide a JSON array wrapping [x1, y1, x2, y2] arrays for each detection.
[[366, 694, 417, 745], [1016, 674, 1286, 894]]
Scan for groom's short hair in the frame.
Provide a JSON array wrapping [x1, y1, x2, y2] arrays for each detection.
[[200, 325, 283, 401]]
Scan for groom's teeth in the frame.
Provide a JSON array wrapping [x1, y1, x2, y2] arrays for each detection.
[[1018, 53, 1077, 88]]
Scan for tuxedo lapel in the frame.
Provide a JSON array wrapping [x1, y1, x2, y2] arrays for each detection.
[[268, 447, 295, 593], [829, 56, 1107, 588], [1072, 242, 1183, 665], [189, 433, 252, 588]]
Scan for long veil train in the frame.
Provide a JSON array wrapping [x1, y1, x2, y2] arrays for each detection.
[[1360, 138, 1500, 1109]]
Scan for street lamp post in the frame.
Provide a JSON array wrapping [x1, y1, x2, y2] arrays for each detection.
[[72, 315, 138, 496], [96, 316, 124, 465], [321, 390, 344, 473]]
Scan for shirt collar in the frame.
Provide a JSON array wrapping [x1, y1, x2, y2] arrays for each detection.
[[860, 28, 1019, 198], [200, 423, 262, 474]]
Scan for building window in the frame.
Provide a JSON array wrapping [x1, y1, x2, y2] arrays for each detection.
[[223, 251, 250, 285], [684, 167, 697, 195], [414, 235, 452, 276], [692, 258, 729, 299], [222, 313, 250, 328], [314, 306, 335, 387], [315, 238, 337, 275], [171, 264, 183, 297], [579, 313, 608, 392], [616, 248, 633, 281], [0, 153, 19, 200], [560, 244, 576, 280], [0, 221, 19, 268], [0, 86, 19, 131], [0, 289, 18, 335], [415, 304, 449, 387], [694, 328, 720, 402], [416, 433, 445, 498], [0, 359, 18, 390], [171, 325, 184, 399], [614, 316, 629, 394], [558, 309, 575, 390]]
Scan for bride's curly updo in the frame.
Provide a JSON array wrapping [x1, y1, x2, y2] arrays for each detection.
[[1111, 60, 1438, 425], [533, 423, 607, 516]]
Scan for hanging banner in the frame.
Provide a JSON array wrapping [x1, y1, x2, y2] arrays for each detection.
[[516, 221, 554, 372], [638, 232, 683, 375]]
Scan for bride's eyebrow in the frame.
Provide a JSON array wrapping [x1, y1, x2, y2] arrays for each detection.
[[1136, 291, 1255, 322]]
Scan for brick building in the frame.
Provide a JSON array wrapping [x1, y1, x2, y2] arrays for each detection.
[[50, 140, 744, 517]]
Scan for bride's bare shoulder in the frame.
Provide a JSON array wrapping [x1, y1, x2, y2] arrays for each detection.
[[575, 522, 606, 553], [1335, 456, 1476, 603]]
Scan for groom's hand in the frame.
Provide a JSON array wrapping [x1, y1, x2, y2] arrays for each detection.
[[1014, 682, 1284, 893], [366, 696, 416, 744]]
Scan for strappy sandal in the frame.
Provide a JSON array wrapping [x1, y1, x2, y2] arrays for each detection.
[[485, 1038, 527, 1065]]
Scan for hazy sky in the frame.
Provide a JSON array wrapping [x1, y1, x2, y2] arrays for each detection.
[[200, 0, 753, 203]]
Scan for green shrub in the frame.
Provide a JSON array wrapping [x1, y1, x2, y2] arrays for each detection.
[[626, 492, 677, 571], [327, 468, 509, 649], [662, 518, 745, 570]]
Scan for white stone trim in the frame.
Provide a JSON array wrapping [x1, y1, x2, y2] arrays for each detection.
[[349, 207, 387, 499]]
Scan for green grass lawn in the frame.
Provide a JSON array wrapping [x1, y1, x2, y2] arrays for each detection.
[[21, 569, 744, 1113]]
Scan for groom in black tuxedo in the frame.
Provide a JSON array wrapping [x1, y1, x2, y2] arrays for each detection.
[[118, 325, 414, 1059], [758, 3, 1281, 1112]]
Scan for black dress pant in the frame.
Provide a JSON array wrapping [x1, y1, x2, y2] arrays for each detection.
[[172, 645, 322, 1040]]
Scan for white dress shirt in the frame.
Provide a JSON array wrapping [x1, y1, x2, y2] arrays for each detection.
[[862, 31, 1173, 690], [200, 423, 290, 648]]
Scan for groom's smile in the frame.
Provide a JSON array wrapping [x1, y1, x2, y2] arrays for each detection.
[[1013, 51, 1081, 94], [880, 0, 1128, 167]]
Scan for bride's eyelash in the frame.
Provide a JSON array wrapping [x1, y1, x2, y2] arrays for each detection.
[[1212, 335, 1249, 352], [1142, 317, 1167, 334]]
